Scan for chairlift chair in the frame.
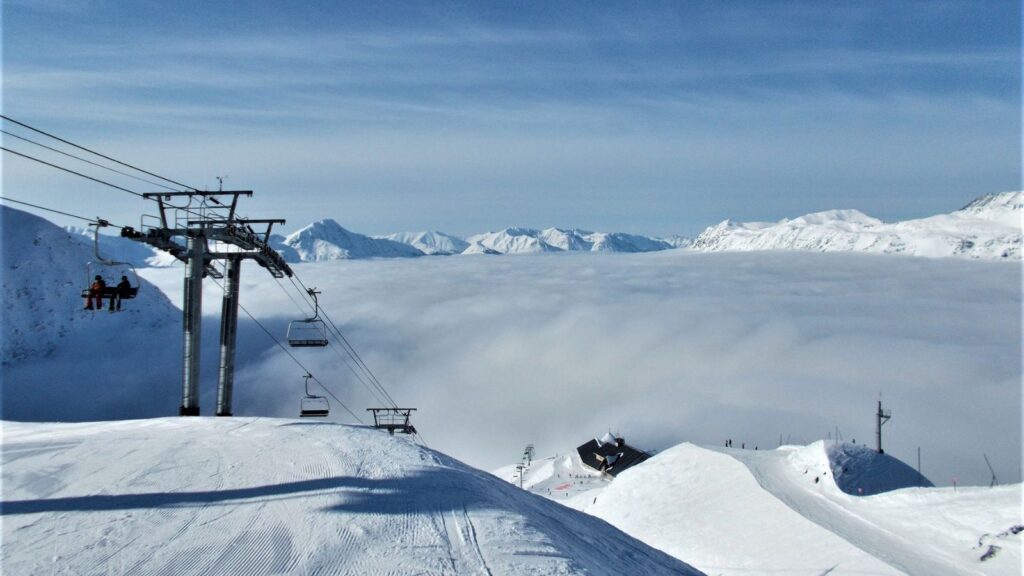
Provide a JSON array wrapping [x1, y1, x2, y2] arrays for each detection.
[[80, 220, 140, 309], [287, 287, 328, 347], [300, 373, 329, 418]]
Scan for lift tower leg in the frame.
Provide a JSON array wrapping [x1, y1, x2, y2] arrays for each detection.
[[181, 232, 205, 416], [216, 256, 241, 416]]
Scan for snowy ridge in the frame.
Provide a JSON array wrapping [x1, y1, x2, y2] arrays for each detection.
[[1, 418, 700, 575], [376, 230, 471, 255], [501, 441, 1021, 575], [465, 227, 675, 254], [2, 206, 179, 363], [692, 191, 1023, 260], [282, 219, 424, 261]]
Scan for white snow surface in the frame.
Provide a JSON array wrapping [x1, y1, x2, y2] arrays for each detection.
[[692, 191, 1022, 260], [377, 231, 471, 255], [283, 219, 425, 261], [1, 417, 699, 575], [499, 441, 1022, 576]]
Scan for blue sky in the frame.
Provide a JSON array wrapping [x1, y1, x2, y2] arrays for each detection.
[[2, 0, 1020, 236]]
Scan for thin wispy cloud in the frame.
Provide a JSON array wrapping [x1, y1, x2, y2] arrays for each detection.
[[2, 1, 1019, 236]]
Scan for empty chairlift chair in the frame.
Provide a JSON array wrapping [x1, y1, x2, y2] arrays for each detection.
[[300, 373, 329, 417], [287, 288, 328, 347]]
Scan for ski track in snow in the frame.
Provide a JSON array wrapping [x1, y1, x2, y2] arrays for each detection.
[[2, 418, 698, 575]]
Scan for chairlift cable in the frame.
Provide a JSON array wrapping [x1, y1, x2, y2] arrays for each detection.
[[0, 115, 201, 192], [1, 129, 182, 193], [318, 307, 399, 408], [2, 146, 146, 197], [209, 270, 364, 425], [1, 144, 216, 224], [0, 195, 125, 228], [282, 275, 392, 404], [287, 274, 399, 408], [272, 276, 393, 407], [291, 274, 391, 395]]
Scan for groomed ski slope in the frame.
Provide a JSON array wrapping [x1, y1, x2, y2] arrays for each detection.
[[502, 442, 1021, 575], [1, 418, 700, 575]]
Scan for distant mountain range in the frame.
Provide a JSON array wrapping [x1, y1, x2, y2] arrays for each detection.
[[692, 191, 1021, 260], [67, 191, 1021, 263], [274, 221, 683, 261]]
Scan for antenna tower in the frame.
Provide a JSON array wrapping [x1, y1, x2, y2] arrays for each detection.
[[875, 399, 891, 453]]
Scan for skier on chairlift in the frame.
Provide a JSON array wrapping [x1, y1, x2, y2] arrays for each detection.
[[111, 275, 132, 311], [84, 275, 106, 310]]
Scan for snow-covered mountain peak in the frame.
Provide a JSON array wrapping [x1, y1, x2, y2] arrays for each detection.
[[282, 219, 424, 261], [376, 230, 470, 255], [464, 226, 675, 254], [693, 192, 1022, 259], [789, 209, 882, 227], [955, 191, 1022, 228]]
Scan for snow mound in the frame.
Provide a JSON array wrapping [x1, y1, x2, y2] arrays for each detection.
[[825, 442, 933, 496], [692, 191, 1022, 260], [1, 418, 700, 575], [283, 219, 425, 261], [502, 441, 1021, 575], [587, 443, 904, 575]]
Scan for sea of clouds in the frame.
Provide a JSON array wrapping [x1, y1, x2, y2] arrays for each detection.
[[135, 250, 1021, 487]]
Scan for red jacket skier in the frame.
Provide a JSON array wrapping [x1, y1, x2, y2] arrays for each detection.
[[84, 275, 106, 310]]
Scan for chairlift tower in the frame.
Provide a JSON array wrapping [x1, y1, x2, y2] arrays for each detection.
[[122, 190, 292, 416]]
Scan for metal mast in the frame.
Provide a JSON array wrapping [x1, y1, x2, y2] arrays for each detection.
[[875, 399, 891, 453], [123, 190, 292, 416]]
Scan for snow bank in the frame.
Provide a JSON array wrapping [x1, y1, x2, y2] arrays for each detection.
[[1, 418, 700, 575], [587, 443, 903, 575], [825, 441, 933, 496]]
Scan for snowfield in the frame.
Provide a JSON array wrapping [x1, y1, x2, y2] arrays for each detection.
[[1, 418, 699, 575], [499, 441, 1022, 576]]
